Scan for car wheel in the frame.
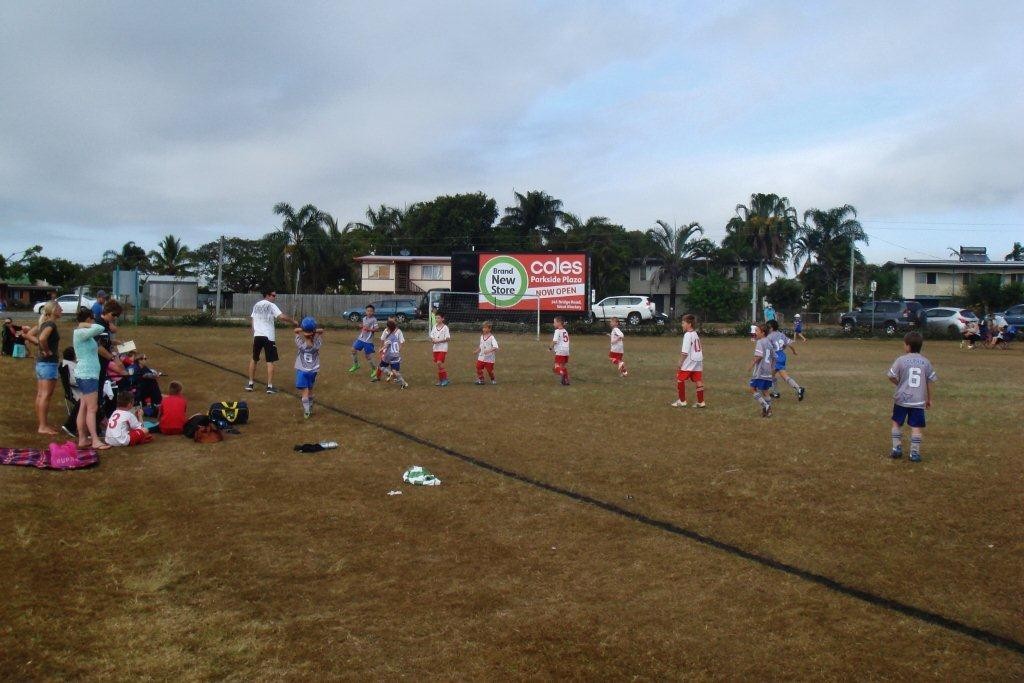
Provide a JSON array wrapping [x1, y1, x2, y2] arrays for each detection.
[[395, 313, 407, 324], [883, 322, 897, 336], [841, 320, 854, 333], [655, 317, 665, 326], [947, 324, 960, 336], [348, 313, 362, 323], [583, 312, 596, 325], [626, 312, 642, 326]]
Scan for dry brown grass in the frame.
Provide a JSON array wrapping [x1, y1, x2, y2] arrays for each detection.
[[1, 324, 1022, 680]]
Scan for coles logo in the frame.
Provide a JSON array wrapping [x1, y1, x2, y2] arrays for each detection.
[[529, 257, 584, 276]]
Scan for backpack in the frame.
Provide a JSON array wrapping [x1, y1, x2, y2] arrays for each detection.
[[194, 423, 223, 444], [209, 401, 249, 425]]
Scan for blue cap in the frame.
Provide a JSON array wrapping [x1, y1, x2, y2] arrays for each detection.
[[300, 316, 317, 332]]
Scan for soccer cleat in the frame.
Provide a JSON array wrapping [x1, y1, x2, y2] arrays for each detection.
[[909, 452, 921, 462], [761, 403, 772, 418], [890, 446, 903, 459], [490, 379, 498, 385], [439, 379, 450, 387], [303, 411, 311, 420], [369, 368, 376, 378], [399, 381, 409, 389], [369, 376, 379, 383], [797, 387, 806, 402], [770, 392, 781, 399], [348, 363, 360, 373], [621, 371, 628, 377], [244, 381, 255, 392], [695, 402, 706, 408], [434, 381, 441, 386], [266, 385, 278, 394], [670, 400, 687, 407], [561, 378, 570, 386], [475, 379, 485, 385]]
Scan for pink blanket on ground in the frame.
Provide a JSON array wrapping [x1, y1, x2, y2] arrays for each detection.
[[0, 443, 99, 470]]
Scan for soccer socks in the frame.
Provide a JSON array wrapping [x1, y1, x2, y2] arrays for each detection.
[[785, 376, 801, 391], [891, 428, 902, 450], [696, 385, 705, 403], [677, 382, 686, 402], [910, 435, 922, 459], [753, 393, 770, 409], [301, 397, 312, 416]]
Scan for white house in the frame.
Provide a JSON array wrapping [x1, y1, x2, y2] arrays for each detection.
[[628, 259, 752, 315], [896, 247, 1024, 306], [355, 255, 451, 294]]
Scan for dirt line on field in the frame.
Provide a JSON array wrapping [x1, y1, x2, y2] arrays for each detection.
[[157, 342, 1024, 658]]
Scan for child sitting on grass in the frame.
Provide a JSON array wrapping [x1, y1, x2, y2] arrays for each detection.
[[158, 381, 188, 435], [105, 391, 152, 447]]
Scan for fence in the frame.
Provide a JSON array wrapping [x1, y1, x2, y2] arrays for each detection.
[[230, 293, 379, 320]]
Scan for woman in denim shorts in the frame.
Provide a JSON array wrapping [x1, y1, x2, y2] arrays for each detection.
[[25, 301, 62, 435]]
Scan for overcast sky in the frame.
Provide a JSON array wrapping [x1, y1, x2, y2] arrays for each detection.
[[2, 0, 1022, 268]]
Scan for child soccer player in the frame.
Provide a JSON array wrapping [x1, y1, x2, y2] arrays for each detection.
[[767, 319, 805, 401], [295, 317, 324, 418], [673, 314, 705, 408], [349, 304, 378, 377], [375, 318, 408, 388], [429, 311, 451, 387], [749, 324, 774, 418], [475, 321, 499, 385], [793, 313, 807, 342], [549, 316, 571, 385], [887, 331, 937, 462], [158, 381, 188, 435], [608, 317, 627, 377], [105, 391, 152, 447]]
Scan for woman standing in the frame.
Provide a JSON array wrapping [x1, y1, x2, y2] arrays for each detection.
[[24, 302, 62, 434], [72, 307, 110, 450]]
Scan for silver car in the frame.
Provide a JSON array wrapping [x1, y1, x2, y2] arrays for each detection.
[[921, 307, 978, 335]]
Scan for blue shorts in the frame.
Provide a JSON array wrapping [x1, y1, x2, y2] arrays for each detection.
[[381, 360, 400, 372], [749, 378, 773, 391], [794, 323, 803, 333], [353, 339, 375, 355], [892, 404, 926, 428], [295, 370, 318, 389], [774, 352, 787, 371], [35, 362, 59, 381], [77, 377, 100, 395]]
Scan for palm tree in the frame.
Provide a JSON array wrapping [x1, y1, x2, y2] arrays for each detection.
[[102, 241, 151, 272], [724, 193, 800, 320], [499, 190, 565, 248], [147, 235, 192, 276], [645, 219, 705, 319], [345, 204, 406, 254], [272, 202, 327, 293], [1005, 242, 1024, 261], [801, 205, 867, 297]]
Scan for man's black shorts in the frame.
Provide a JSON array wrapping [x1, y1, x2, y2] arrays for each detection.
[[252, 336, 279, 363]]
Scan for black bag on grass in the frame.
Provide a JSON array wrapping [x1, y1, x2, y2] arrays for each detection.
[[208, 401, 249, 425], [183, 413, 212, 439]]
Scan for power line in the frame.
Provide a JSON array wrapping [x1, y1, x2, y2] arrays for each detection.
[[861, 219, 1024, 228]]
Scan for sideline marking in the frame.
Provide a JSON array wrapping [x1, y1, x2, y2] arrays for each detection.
[[159, 342, 1024, 657]]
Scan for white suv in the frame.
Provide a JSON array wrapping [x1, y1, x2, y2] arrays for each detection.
[[34, 294, 97, 314], [588, 295, 657, 326]]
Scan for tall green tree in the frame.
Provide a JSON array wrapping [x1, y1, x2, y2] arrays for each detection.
[[499, 190, 565, 248], [345, 204, 407, 254], [1005, 242, 1024, 261], [645, 220, 705, 319], [724, 193, 800, 319], [102, 241, 151, 272], [147, 235, 193, 276], [272, 202, 331, 293], [560, 215, 635, 298], [799, 204, 867, 299], [402, 192, 498, 253]]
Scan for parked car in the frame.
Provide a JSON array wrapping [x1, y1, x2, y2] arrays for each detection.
[[342, 298, 419, 324], [34, 294, 96, 315], [839, 300, 924, 336], [995, 303, 1024, 327], [586, 296, 657, 326], [921, 307, 979, 335]]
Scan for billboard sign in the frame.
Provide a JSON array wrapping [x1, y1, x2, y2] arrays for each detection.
[[477, 252, 588, 312]]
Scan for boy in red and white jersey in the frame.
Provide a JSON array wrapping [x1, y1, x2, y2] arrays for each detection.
[[608, 317, 628, 377], [105, 390, 153, 446], [474, 321, 499, 385], [429, 311, 451, 387], [549, 316, 571, 386], [672, 314, 705, 408]]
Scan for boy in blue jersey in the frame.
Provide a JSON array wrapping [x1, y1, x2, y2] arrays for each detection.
[[887, 331, 936, 462], [749, 324, 774, 417], [349, 305, 379, 377], [766, 319, 805, 401], [294, 317, 324, 418], [374, 318, 408, 388]]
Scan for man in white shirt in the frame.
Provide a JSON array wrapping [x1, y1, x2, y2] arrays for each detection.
[[246, 290, 298, 394]]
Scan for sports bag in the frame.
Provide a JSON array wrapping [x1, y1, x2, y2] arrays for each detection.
[[183, 413, 211, 439], [194, 424, 223, 444], [209, 401, 249, 425]]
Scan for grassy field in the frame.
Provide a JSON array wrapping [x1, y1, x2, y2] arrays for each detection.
[[1, 324, 1022, 680]]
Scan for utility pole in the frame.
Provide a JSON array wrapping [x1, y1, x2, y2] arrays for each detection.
[[751, 262, 759, 322], [848, 236, 855, 311], [215, 235, 224, 318]]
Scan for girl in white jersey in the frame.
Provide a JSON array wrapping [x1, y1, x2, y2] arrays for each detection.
[[429, 312, 451, 387], [672, 314, 705, 408], [607, 317, 628, 377], [549, 316, 571, 386]]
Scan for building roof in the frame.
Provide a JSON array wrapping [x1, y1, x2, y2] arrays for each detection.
[[899, 259, 1024, 269], [355, 255, 451, 263], [145, 275, 200, 284]]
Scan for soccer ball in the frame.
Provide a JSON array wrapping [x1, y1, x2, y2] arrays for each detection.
[[300, 316, 317, 332]]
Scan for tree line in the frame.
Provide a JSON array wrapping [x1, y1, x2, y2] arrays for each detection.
[[4, 192, 1021, 317]]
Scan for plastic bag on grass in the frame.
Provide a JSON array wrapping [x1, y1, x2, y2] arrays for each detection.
[[403, 466, 441, 486]]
